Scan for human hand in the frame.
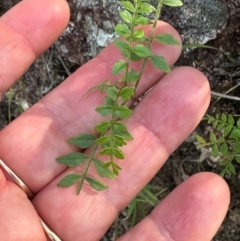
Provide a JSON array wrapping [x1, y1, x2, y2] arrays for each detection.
[[0, 0, 230, 240]]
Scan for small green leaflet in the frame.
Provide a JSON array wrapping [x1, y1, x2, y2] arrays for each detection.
[[112, 60, 127, 75], [56, 153, 89, 167], [120, 10, 133, 24], [115, 106, 132, 119], [150, 55, 170, 73], [96, 105, 113, 116], [95, 135, 111, 145], [95, 121, 111, 133], [154, 34, 180, 45], [119, 87, 135, 101], [121, 1, 135, 12], [132, 30, 145, 40], [104, 97, 115, 107], [131, 44, 153, 58], [138, 2, 156, 13], [113, 135, 127, 147], [126, 69, 140, 83], [57, 174, 82, 187], [107, 86, 118, 99], [68, 133, 97, 149], [195, 135, 206, 145], [230, 129, 240, 139], [100, 147, 125, 159], [114, 39, 129, 56], [112, 162, 122, 175], [162, 0, 183, 7], [135, 16, 152, 25], [114, 23, 130, 36], [85, 177, 108, 191], [93, 159, 115, 179]]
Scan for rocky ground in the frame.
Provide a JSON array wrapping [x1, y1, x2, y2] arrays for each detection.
[[0, 0, 240, 240]]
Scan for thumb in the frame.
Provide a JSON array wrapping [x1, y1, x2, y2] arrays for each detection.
[[0, 168, 46, 241]]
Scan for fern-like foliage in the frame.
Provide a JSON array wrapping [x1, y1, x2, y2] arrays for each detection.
[[56, 0, 182, 195], [196, 114, 240, 177]]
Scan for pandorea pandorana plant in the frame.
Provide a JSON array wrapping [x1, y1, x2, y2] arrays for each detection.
[[56, 0, 183, 195]]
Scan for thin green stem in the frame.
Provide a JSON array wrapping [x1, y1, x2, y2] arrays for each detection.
[[76, 133, 105, 194], [124, 0, 141, 84], [135, 0, 163, 91]]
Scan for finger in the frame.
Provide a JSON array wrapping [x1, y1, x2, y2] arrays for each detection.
[[0, 0, 70, 97], [0, 168, 46, 240], [0, 21, 182, 192], [32, 67, 211, 241], [117, 173, 230, 241]]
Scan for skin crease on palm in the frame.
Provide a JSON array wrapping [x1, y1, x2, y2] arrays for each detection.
[[0, 0, 230, 241]]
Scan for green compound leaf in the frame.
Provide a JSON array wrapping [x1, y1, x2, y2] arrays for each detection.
[[107, 86, 118, 99], [100, 147, 125, 159], [135, 16, 152, 25], [85, 177, 108, 191], [154, 34, 180, 45], [115, 23, 130, 36], [96, 105, 113, 116], [131, 44, 153, 58], [150, 55, 171, 73], [162, 0, 183, 7], [121, 1, 135, 12], [95, 121, 111, 133], [115, 106, 133, 119], [119, 87, 135, 101], [56, 153, 89, 167], [68, 133, 97, 149], [120, 10, 133, 24], [93, 159, 115, 179], [112, 60, 127, 75], [57, 174, 82, 187]]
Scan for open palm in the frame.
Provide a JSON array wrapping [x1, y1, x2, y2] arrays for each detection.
[[0, 0, 229, 240]]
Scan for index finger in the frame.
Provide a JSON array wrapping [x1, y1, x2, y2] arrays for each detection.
[[0, 0, 69, 98]]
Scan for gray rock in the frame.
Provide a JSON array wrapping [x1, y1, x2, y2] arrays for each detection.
[[57, 0, 228, 64], [161, 0, 228, 44]]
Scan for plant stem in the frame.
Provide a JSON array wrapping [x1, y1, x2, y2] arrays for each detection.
[[135, 0, 163, 91]]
